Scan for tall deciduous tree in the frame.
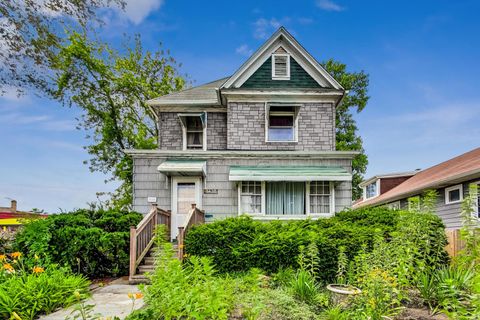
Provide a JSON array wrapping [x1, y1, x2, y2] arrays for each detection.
[[323, 59, 369, 200], [52, 32, 185, 208], [0, 0, 124, 94]]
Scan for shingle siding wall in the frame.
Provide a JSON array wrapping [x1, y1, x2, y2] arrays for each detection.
[[158, 112, 227, 150], [241, 57, 322, 89], [132, 156, 352, 219], [227, 102, 335, 151]]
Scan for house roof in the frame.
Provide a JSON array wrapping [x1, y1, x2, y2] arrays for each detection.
[[147, 27, 344, 107], [356, 147, 480, 208], [359, 170, 420, 187], [146, 77, 229, 106]]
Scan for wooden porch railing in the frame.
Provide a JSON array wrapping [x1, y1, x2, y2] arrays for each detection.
[[177, 204, 205, 260], [129, 204, 171, 280]]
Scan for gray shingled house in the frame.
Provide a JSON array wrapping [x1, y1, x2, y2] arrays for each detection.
[[126, 28, 357, 240]]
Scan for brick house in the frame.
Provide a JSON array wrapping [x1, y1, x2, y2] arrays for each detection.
[[127, 27, 357, 240]]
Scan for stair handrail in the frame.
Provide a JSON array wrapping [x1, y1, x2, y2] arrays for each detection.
[[177, 203, 205, 260], [129, 204, 171, 281]]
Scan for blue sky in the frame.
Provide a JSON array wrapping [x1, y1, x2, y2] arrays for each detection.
[[1, 0, 479, 212]]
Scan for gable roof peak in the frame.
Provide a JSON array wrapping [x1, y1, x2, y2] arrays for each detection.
[[222, 27, 344, 90]]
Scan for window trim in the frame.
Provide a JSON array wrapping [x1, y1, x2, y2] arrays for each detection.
[[271, 53, 291, 80], [473, 181, 480, 220], [264, 104, 300, 143], [363, 179, 380, 200], [445, 184, 463, 205], [306, 181, 335, 216], [178, 113, 207, 151], [237, 181, 266, 215]]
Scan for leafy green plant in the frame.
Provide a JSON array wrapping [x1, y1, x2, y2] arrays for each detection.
[[289, 269, 320, 305], [14, 208, 142, 278]]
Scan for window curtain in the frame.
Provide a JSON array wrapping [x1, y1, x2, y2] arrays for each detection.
[[266, 182, 305, 215]]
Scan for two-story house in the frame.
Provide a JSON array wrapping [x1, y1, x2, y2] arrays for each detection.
[[127, 28, 357, 240]]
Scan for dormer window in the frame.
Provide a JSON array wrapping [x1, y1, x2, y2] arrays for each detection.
[[272, 54, 290, 80], [178, 113, 207, 150]]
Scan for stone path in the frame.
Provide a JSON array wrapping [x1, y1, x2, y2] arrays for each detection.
[[39, 280, 145, 320]]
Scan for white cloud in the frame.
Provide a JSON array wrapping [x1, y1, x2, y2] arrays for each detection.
[[120, 0, 165, 25], [316, 0, 345, 12], [0, 112, 76, 131], [253, 17, 290, 39], [235, 44, 253, 57]]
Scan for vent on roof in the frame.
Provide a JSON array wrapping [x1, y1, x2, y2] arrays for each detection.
[[272, 54, 290, 80]]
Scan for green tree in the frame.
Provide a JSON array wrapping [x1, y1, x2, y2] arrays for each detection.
[[323, 59, 369, 199], [0, 0, 124, 94], [51, 32, 185, 208]]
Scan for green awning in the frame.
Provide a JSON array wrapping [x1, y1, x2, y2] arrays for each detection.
[[229, 166, 351, 181], [157, 160, 206, 176]]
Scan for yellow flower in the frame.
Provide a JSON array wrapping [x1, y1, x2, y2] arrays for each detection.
[[10, 252, 21, 259], [135, 293, 144, 299], [2, 263, 14, 272], [0, 254, 6, 261], [128, 293, 134, 299], [33, 266, 45, 274]]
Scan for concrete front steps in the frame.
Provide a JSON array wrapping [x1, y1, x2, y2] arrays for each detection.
[[129, 244, 179, 284]]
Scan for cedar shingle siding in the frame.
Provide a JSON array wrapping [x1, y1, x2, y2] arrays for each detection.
[[241, 57, 322, 89]]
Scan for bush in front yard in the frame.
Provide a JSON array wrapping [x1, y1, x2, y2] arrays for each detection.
[[185, 207, 449, 282], [13, 208, 142, 278]]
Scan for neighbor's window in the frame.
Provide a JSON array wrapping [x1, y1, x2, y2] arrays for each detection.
[[365, 181, 378, 199], [475, 183, 480, 219], [178, 113, 206, 150], [272, 54, 290, 79], [240, 181, 262, 214], [445, 184, 463, 204], [267, 106, 297, 142], [309, 181, 331, 214], [387, 201, 401, 210]]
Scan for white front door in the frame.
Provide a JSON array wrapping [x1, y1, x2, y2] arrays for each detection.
[[171, 176, 202, 240]]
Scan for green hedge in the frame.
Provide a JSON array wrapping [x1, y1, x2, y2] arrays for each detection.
[[185, 207, 448, 282], [13, 208, 142, 278]]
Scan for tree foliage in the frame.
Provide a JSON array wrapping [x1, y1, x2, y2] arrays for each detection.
[[51, 32, 185, 207], [0, 0, 124, 94], [323, 59, 370, 199]]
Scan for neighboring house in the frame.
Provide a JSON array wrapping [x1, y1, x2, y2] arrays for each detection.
[[0, 200, 47, 231], [127, 27, 358, 240], [356, 170, 420, 205], [354, 147, 480, 229]]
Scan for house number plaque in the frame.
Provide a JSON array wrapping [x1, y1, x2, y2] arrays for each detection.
[[203, 189, 218, 194]]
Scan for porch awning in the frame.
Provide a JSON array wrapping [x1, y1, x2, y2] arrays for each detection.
[[157, 160, 207, 176], [228, 166, 351, 181]]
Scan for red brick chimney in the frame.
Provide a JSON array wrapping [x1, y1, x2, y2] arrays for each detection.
[[11, 200, 17, 212]]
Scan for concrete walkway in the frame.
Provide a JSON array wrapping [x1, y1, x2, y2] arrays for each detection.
[[39, 281, 145, 320]]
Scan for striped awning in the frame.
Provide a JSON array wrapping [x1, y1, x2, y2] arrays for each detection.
[[157, 160, 207, 176], [229, 166, 351, 181]]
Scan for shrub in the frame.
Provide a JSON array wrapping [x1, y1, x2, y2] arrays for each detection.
[[13, 208, 142, 278], [185, 207, 448, 282]]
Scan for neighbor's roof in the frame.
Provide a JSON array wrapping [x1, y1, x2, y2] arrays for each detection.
[[359, 170, 420, 187], [356, 147, 480, 208], [0, 212, 47, 226], [146, 77, 229, 106]]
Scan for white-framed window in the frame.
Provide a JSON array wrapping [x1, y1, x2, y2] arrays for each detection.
[[445, 184, 463, 205], [363, 180, 380, 200], [473, 182, 480, 219], [178, 113, 207, 150], [387, 201, 401, 210], [271, 54, 290, 80], [308, 181, 333, 215], [265, 105, 299, 142], [239, 181, 263, 214]]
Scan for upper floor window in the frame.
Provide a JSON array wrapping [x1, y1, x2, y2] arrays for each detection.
[[272, 54, 290, 80], [178, 113, 207, 150], [365, 181, 378, 199], [266, 106, 298, 142], [445, 184, 463, 204]]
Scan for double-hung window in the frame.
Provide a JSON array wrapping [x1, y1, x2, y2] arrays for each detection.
[[445, 184, 463, 204], [178, 113, 207, 150], [309, 181, 332, 214], [266, 106, 298, 142], [239, 181, 262, 214]]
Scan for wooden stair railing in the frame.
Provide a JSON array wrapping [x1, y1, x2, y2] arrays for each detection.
[[177, 204, 205, 261], [129, 204, 171, 281]]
